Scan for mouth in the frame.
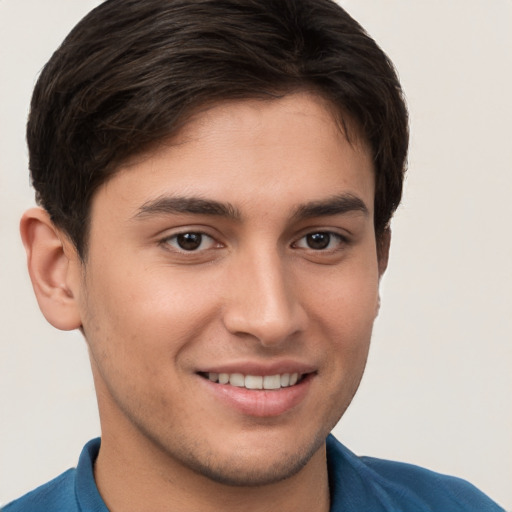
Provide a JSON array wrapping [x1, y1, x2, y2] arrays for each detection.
[[198, 371, 307, 390], [197, 368, 315, 417]]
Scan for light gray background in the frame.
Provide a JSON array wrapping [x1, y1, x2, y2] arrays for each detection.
[[1, 0, 511, 509]]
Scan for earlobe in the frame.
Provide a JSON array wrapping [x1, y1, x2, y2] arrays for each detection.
[[20, 208, 83, 331]]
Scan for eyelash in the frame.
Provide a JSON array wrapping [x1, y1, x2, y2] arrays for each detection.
[[160, 230, 348, 254], [292, 231, 348, 252], [161, 231, 219, 252]]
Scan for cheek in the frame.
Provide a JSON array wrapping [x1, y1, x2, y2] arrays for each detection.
[[302, 256, 380, 376], [305, 259, 380, 330], [81, 262, 222, 362]]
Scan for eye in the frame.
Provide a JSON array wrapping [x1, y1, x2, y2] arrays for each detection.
[[163, 232, 218, 252], [294, 231, 345, 251]]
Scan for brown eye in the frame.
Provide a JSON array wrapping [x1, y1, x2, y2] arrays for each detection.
[[306, 232, 331, 250], [164, 232, 217, 252], [176, 233, 203, 251], [294, 231, 346, 252]]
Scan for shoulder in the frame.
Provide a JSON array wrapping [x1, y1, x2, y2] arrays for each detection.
[[1, 469, 77, 512], [326, 435, 505, 512], [2, 438, 104, 512]]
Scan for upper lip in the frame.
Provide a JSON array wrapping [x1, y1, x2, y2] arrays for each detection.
[[196, 360, 317, 376]]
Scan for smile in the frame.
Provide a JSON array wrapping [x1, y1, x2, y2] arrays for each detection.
[[201, 372, 303, 390]]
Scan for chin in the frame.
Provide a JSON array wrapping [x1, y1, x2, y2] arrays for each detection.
[[183, 435, 325, 487]]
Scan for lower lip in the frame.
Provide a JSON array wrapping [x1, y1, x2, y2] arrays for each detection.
[[199, 374, 313, 418]]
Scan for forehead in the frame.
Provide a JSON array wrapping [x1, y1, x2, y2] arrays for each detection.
[[92, 93, 375, 221], [168, 92, 368, 163]]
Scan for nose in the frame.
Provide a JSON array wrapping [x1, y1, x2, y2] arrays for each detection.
[[222, 247, 307, 346]]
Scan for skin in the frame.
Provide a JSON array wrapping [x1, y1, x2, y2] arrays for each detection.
[[21, 93, 389, 512]]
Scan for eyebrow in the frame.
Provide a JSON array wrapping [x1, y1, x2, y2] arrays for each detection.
[[292, 193, 369, 221], [134, 192, 368, 222], [134, 196, 241, 220]]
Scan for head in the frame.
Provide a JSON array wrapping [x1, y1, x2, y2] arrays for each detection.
[[21, 0, 408, 494]]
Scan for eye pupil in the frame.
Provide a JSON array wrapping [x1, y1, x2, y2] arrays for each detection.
[[177, 233, 202, 250], [307, 232, 330, 250]]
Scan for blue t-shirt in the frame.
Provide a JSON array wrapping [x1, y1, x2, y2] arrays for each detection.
[[3, 436, 505, 511]]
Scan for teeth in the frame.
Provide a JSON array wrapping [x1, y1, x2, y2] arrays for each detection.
[[230, 373, 245, 387], [205, 372, 302, 390], [245, 375, 263, 389], [263, 375, 281, 389]]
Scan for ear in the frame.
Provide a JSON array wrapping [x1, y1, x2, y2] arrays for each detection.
[[377, 227, 391, 278], [375, 228, 391, 317], [20, 207, 83, 331]]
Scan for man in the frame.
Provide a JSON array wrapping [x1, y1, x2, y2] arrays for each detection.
[[3, 0, 505, 511]]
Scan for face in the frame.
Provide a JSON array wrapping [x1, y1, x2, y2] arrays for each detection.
[[73, 93, 383, 486]]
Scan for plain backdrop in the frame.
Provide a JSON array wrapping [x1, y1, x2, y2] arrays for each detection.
[[0, 0, 511, 509]]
